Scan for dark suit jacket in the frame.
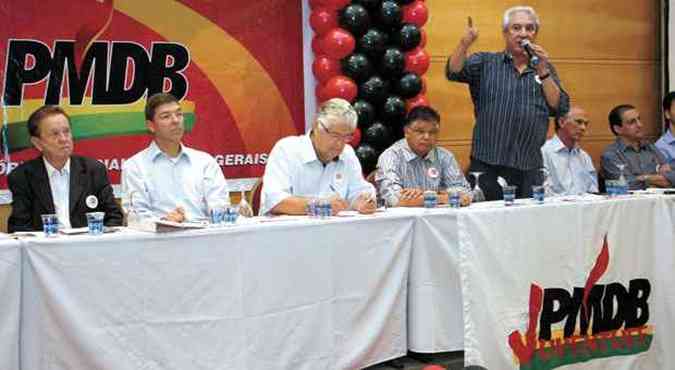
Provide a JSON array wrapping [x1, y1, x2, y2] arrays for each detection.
[[7, 155, 123, 233]]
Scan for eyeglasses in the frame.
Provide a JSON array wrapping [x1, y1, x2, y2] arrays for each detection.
[[318, 120, 354, 142], [410, 128, 439, 137]]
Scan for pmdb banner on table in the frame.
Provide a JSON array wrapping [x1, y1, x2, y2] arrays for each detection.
[[458, 198, 674, 370], [0, 0, 305, 198]]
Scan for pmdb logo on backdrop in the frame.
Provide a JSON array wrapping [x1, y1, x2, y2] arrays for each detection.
[[507, 236, 653, 370]]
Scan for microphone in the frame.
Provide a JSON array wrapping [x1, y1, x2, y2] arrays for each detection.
[[520, 40, 540, 66]]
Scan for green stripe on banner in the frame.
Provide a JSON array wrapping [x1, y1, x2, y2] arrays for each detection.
[[520, 334, 653, 370], [6, 112, 196, 152]]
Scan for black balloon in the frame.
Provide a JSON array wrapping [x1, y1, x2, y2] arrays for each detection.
[[353, 100, 377, 128], [342, 53, 374, 83], [364, 122, 393, 151], [353, 0, 381, 10], [339, 4, 371, 37], [358, 28, 388, 58], [359, 75, 390, 104], [396, 72, 422, 99], [395, 0, 415, 4], [380, 48, 405, 77], [355, 143, 379, 174], [398, 23, 421, 51], [382, 95, 407, 122], [378, 1, 402, 30]]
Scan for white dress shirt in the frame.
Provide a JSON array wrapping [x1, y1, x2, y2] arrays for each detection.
[[541, 135, 598, 195], [655, 129, 675, 165], [44, 158, 72, 229], [121, 141, 229, 220], [260, 133, 375, 215]]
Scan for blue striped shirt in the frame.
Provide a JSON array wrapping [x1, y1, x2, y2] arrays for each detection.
[[447, 52, 570, 170], [375, 139, 470, 206]]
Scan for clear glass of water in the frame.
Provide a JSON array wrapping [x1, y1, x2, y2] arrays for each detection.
[[503, 185, 517, 206], [423, 190, 438, 208], [41, 213, 59, 237], [86, 212, 105, 235], [532, 185, 545, 204]]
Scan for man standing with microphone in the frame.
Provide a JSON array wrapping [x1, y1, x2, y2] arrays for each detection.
[[446, 6, 570, 200]]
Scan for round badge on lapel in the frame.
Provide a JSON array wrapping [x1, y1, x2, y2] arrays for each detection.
[[427, 167, 439, 179], [86, 195, 99, 209], [335, 172, 344, 183]]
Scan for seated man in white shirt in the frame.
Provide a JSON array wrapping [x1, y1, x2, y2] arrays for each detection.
[[656, 91, 675, 165], [541, 106, 598, 195], [122, 93, 229, 222], [260, 98, 376, 216]]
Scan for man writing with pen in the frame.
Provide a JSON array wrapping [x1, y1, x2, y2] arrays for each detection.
[[260, 98, 376, 216]]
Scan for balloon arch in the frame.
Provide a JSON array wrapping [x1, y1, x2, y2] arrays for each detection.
[[309, 0, 430, 175]]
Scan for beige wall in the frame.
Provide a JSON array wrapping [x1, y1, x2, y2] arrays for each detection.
[[425, 1, 662, 171]]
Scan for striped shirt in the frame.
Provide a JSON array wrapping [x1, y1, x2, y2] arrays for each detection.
[[375, 138, 470, 206], [447, 51, 570, 170]]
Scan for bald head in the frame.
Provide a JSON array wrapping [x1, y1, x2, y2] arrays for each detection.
[[557, 106, 590, 146]]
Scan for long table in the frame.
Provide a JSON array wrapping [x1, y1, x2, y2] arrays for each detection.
[[7, 194, 675, 370], [20, 214, 415, 370], [0, 238, 21, 370]]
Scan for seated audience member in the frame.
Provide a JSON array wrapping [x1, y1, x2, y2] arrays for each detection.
[[601, 104, 674, 190], [375, 106, 472, 207], [260, 98, 376, 216], [8, 106, 123, 232], [541, 106, 598, 195], [656, 91, 675, 165], [122, 93, 229, 222]]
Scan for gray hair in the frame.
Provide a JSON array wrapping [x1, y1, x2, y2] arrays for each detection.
[[502, 6, 540, 32], [316, 98, 358, 130]]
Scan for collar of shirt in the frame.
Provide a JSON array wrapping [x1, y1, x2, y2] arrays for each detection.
[[616, 137, 649, 153], [43, 157, 70, 178], [299, 132, 346, 164], [664, 129, 675, 144], [502, 51, 535, 74], [148, 140, 191, 164], [400, 139, 437, 162], [550, 135, 580, 154]]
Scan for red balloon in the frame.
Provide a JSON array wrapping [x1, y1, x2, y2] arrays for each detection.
[[312, 35, 323, 54], [310, 7, 338, 35], [321, 28, 356, 59], [405, 47, 430, 75], [406, 94, 429, 112], [309, 0, 326, 9], [419, 28, 427, 48], [322, 0, 350, 10], [349, 127, 362, 147], [403, 1, 429, 27], [316, 83, 329, 102], [312, 55, 341, 83], [324, 75, 358, 102], [421, 366, 445, 370]]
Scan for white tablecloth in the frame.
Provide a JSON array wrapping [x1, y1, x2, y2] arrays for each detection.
[[0, 238, 22, 370], [406, 195, 675, 369], [20, 214, 415, 370]]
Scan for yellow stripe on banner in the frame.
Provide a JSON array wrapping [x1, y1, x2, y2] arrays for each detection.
[[114, 0, 297, 153], [4, 99, 195, 124]]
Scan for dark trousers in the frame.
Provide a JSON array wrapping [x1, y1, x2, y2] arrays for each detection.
[[467, 158, 543, 201]]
